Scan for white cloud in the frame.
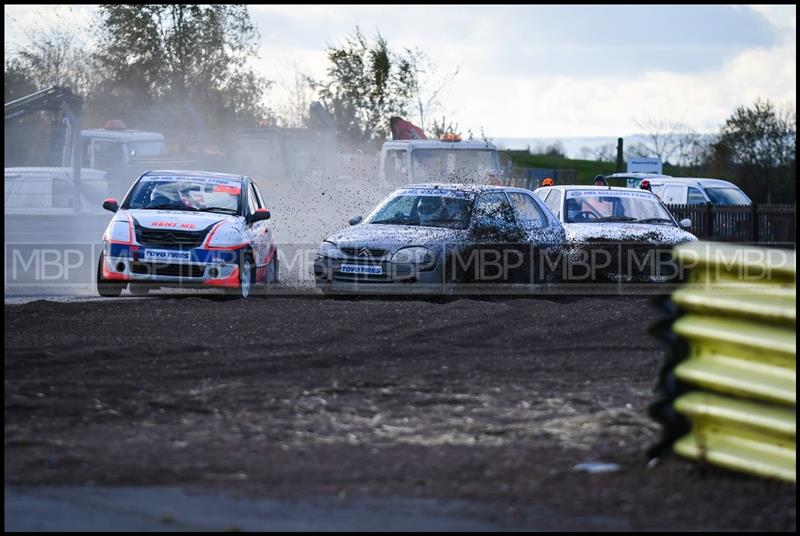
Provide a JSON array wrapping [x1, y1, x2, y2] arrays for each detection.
[[748, 4, 796, 32], [4, 4, 796, 138]]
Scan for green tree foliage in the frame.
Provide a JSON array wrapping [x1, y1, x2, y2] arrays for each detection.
[[4, 7, 96, 99], [93, 4, 269, 124], [4, 58, 38, 102], [313, 27, 415, 147], [711, 99, 796, 203], [718, 99, 796, 170]]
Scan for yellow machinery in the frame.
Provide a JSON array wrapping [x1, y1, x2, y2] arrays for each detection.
[[649, 241, 795, 482]]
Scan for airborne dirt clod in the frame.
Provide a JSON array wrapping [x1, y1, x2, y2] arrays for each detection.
[[4, 296, 796, 531]]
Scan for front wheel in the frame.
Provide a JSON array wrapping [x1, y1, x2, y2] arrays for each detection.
[[232, 254, 256, 299], [96, 254, 125, 297]]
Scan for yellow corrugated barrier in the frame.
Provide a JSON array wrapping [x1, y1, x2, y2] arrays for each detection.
[[649, 242, 796, 483]]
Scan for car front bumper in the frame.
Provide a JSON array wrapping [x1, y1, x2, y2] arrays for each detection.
[[103, 243, 244, 288]]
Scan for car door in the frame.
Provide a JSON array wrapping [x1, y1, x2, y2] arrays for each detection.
[[244, 180, 271, 277], [466, 191, 526, 284], [687, 186, 707, 205], [508, 191, 560, 283], [253, 181, 275, 276]]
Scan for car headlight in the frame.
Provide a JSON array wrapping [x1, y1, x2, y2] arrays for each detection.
[[105, 220, 132, 243], [316, 240, 343, 260], [391, 246, 432, 264], [207, 224, 242, 248]]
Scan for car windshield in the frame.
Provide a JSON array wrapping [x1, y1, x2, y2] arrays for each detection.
[[705, 187, 750, 206], [128, 140, 167, 158], [410, 149, 497, 183], [564, 190, 675, 225], [365, 189, 474, 229], [124, 176, 241, 214]]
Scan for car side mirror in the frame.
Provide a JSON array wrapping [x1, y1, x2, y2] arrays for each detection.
[[349, 215, 363, 226], [249, 208, 271, 223], [103, 198, 118, 213], [679, 218, 692, 229]]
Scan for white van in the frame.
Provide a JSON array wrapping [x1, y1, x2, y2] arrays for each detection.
[[605, 174, 751, 206], [647, 177, 751, 206], [4, 167, 108, 214]]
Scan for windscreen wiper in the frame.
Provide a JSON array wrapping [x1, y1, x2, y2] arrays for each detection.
[[147, 204, 197, 211], [636, 217, 674, 224], [592, 216, 638, 222], [203, 207, 239, 214], [371, 217, 419, 225]]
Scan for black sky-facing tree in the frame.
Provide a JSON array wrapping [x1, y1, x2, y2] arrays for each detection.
[[713, 99, 796, 203], [92, 4, 269, 123], [312, 26, 417, 147]]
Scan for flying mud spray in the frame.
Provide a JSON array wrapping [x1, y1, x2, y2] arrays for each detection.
[[4, 98, 395, 297]]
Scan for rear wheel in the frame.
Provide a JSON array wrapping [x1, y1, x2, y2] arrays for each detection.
[[268, 254, 279, 285], [96, 254, 125, 297]]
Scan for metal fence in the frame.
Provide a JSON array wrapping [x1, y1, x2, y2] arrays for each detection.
[[666, 204, 796, 245]]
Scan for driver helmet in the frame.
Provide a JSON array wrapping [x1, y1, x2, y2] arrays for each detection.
[[565, 198, 581, 219], [640, 179, 652, 191], [149, 185, 178, 206], [593, 175, 607, 186], [418, 196, 443, 217], [542, 177, 554, 187]]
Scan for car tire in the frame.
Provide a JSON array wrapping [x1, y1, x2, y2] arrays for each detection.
[[128, 283, 150, 296], [233, 253, 256, 299], [96, 254, 125, 297], [269, 254, 279, 285]]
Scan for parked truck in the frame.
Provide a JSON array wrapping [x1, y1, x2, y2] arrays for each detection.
[[62, 119, 199, 199], [380, 117, 505, 188]]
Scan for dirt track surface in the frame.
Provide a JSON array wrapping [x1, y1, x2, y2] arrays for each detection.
[[4, 296, 796, 531]]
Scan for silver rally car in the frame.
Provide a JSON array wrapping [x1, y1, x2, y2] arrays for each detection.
[[314, 184, 565, 295], [533, 185, 697, 283]]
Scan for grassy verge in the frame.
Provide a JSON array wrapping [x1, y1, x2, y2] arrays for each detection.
[[502, 151, 695, 185]]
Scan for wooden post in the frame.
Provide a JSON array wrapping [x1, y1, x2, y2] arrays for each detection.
[[704, 202, 713, 239], [751, 203, 759, 244]]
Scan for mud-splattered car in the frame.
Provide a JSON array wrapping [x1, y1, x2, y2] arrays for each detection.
[[97, 170, 277, 298], [314, 184, 565, 295], [534, 185, 697, 283]]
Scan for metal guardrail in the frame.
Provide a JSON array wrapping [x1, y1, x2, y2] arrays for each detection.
[[649, 241, 796, 482]]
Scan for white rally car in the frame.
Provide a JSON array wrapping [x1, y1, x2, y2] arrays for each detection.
[[97, 170, 277, 298], [534, 185, 697, 283]]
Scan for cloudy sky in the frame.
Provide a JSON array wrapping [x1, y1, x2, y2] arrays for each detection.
[[4, 4, 796, 139]]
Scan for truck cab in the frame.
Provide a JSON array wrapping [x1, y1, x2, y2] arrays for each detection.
[[379, 136, 504, 188], [63, 120, 196, 199], [67, 120, 168, 171]]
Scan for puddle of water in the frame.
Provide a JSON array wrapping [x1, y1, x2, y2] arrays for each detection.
[[573, 462, 621, 474]]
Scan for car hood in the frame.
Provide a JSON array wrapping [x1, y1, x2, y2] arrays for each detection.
[[327, 223, 468, 250], [122, 209, 240, 231], [563, 222, 697, 245]]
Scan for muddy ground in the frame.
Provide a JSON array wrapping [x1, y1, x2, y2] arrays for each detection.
[[4, 295, 796, 531]]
